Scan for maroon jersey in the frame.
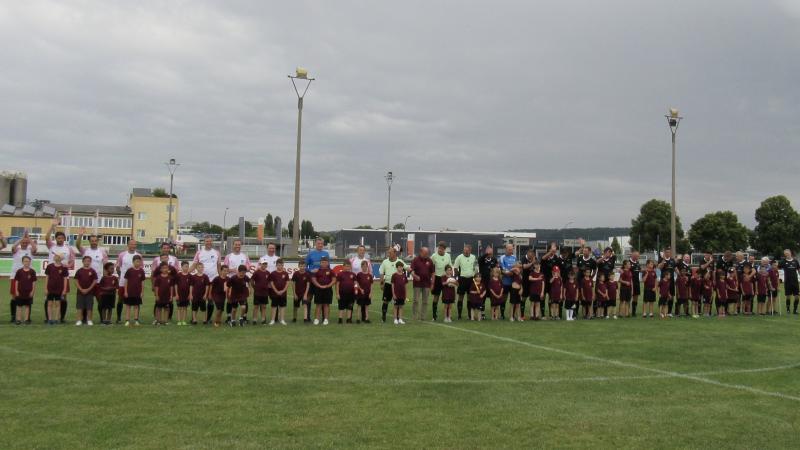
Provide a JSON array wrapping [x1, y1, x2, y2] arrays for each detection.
[[703, 279, 714, 299], [769, 269, 780, 291], [45, 264, 69, 295], [549, 277, 563, 301], [270, 270, 290, 294], [152, 263, 178, 280], [676, 275, 689, 299], [124, 268, 146, 298], [191, 273, 210, 301], [581, 278, 594, 301], [356, 272, 374, 297], [441, 278, 456, 302], [606, 279, 617, 300], [293, 271, 311, 299], [643, 270, 656, 291], [99, 275, 118, 295], [14, 268, 37, 299], [716, 279, 728, 300], [211, 277, 226, 302], [595, 282, 608, 300], [468, 281, 484, 304], [315, 268, 335, 287], [251, 270, 271, 297], [228, 275, 250, 300], [690, 277, 703, 301], [175, 272, 192, 300], [619, 270, 632, 290], [336, 271, 357, 295], [488, 278, 504, 299], [74, 267, 98, 291], [725, 276, 738, 293], [153, 275, 174, 303], [741, 274, 755, 296], [659, 279, 672, 298], [391, 272, 407, 299], [756, 272, 769, 295], [410, 256, 434, 288], [528, 272, 544, 297], [564, 279, 578, 301]]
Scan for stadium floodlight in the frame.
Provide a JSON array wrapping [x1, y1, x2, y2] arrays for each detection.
[[665, 107, 683, 253], [287, 67, 316, 257], [165, 158, 180, 243], [385, 171, 394, 252]]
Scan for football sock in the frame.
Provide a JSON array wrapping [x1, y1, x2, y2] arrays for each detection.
[[432, 301, 438, 320], [631, 301, 637, 315], [499, 303, 505, 319], [10, 300, 16, 322], [381, 302, 388, 320], [794, 299, 798, 313], [457, 301, 463, 319], [60, 299, 67, 321], [206, 302, 215, 322], [116, 301, 123, 321]]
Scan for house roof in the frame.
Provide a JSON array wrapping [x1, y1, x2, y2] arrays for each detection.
[[48, 203, 132, 216]]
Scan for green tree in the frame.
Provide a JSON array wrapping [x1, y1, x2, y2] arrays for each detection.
[[226, 221, 256, 238], [610, 237, 621, 255], [688, 211, 749, 253], [629, 199, 685, 252], [392, 223, 405, 230], [752, 195, 800, 258], [354, 225, 373, 229], [300, 220, 315, 238], [264, 213, 274, 236], [191, 221, 223, 235]]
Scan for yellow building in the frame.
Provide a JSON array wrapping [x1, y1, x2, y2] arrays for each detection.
[[129, 188, 179, 244]]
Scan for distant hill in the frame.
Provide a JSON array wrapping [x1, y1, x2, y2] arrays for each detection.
[[509, 227, 630, 242]]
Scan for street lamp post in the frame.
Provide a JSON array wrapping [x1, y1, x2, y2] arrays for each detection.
[[665, 108, 682, 254], [288, 67, 315, 258], [385, 171, 394, 253], [403, 215, 411, 232], [222, 207, 229, 252], [165, 158, 180, 243]]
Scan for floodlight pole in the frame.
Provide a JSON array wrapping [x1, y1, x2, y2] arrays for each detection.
[[666, 109, 682, 254], [288, 70, 315, 258], [165, 158, 179, 243], [385, 171, 394, 252]]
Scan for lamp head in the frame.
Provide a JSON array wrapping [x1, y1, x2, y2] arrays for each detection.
[[169, 158, 176, 166], [295, 67, 308, 79]]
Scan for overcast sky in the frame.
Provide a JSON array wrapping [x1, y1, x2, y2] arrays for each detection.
[[2, 1, 799, 232]]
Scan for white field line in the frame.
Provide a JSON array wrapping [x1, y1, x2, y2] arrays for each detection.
[[425, 321, 800, 402]]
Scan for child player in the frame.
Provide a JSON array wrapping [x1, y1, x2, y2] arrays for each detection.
[[715, 270, 728, 317], [675, 268, 689, 318], [312, 257, 335, 325], [769, 260, 780, 315], [689, 268, 703, 319], [642, 260, 657, 318], [153, 263, 175, 326], [440, 266, 457, 323], [210, 265, 229, 327], [98, 262, 118, 325], [564, 270, 579, 321], [488, 267, 504, 320], [336, 260, 357, 324], [226, 265, 250, 327], [293, 260, 311, 323], [44, 253, 69, 325], [355, 260, 374, 323], [756, 264, 769, 316], [549, 266, 563, 320], [509, 262, 524, 322], [618, 260, 633, 318], [74, 256, 98, 326], [175, 261, 192, 326], [595, 273, 608, 319], [527, 262, 544, 320], [251, 260, 271, 325], [468, 273, 485, 321], [269, 258, 290, 325], [702, 270, 714, 317], [606, 270, 618, 319], [658, 271, 673, 319], [13, 256, 37, 325], [741, 264, 755, 316], [190, 263, 210, 325], [391, 261, 408, 325], [580, 269, 594, 320], [123, 255, 146, 326], [726, 268, 739, 316]]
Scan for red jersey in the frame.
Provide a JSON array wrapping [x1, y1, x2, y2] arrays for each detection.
[[293, 271, 311, 299], [716, 279, 728, 300], [356, 272, 374, 297], [606, 279, 617, 300], [441, 278, 456, 302], [124, 267, 146, 298], [228, 275, 250, 300], [314, 268, 335, 287], [175, 272, 192, 300], [659, 279, 672, 298], [211, 277, 226, 302], [756, 272, 769, 295], [689, 277, 703, 301], [564, 279, 578, 301], [528, 272, 544, 297], [643, 270, 656, 290], [191, 273, 210, 301], [270, 270, 290, 294], [99, 275, 118, 295], [45, 264, 69, 295], [769, 269, 780, 291], [251, 270, 271, 297], [153, 275, 174, 303], [703, 278, 714, 299], [468, 280, 484, 304], [741, 274, 755, 296], [336, 271, 357, 295], [488, 278, 504, 299], [549, 277, 563, 301], [14, 268, 37, 299], [74, 267, 98, 291], [676, 275, 689, 299], [581, 278, 594, 301], [595, 282, 608, 300], [410, 256, 434, 288], [619, 270, 632, 290], [726, 276, 738, 293], [391, 272, 407, 299]]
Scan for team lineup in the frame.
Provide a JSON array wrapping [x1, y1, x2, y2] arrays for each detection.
[[3, 218, 800, 328]]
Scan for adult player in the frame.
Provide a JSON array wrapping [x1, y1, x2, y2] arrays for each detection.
[[192, 236, 221, 323], [430, 241, 452, 321], [779, 249, 800, 314], [45, 218, 76, 322], [378, 247, 405, 323], [258, 243, 279, 271], [627, 249, 642, 317], [453, 244, 477, 320], [349, 245, 371, 275], [657, 248, 677, 317], [498, 244, 517, 321]]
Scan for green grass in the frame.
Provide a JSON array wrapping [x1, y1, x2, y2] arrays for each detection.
[[1, 277, 799, 449]]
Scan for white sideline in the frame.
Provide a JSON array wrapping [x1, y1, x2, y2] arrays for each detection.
[[426, 321, 800, 402]]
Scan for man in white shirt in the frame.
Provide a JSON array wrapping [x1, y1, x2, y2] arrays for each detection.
[[115, 239, 141, 323], [77, 227, 109, 279], [151, 242, 180, 275], [349, 245, 371, 275], [46, 218, 76, 268], [258, 243, 279, 271], [192, 236, 221, 281]]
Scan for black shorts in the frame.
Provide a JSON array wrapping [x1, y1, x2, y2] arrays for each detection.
[[46, 293, 63, 301], [742, 294, 753, 303], [338, 294, 354, 310], [382, 283, 393, 302], [757, 294, 767, 303], [124, 296, 142, 306], [177, 300, 190, 308], [643, 290, 656, 303], [394, 298, 405, 306], [580, 300, 592, 308], [509, 290, 522, 305], [771, 290, 778, 298], [676, 298, 688, 305], [432, 276, 444, 296], [100, 294, 115, 310], [785, 283, 799, 297], [703, 295, 713, 304], [565, 300, 577, 310], [620, 288, 631, 302], [606, 297, 617, 307], [457, 277, 473, 295], [271, 295, 288, 307], [632, 279, 641, 296], [213, 298, 225, 309], [716, 297, 727, 308], [254, 295, 269, 306], [658, 298, 668, 306], [442, 296, 455, 305], [315, 288, 333, 305], [529, 294, 542, 304], [191, 301, 206, 312], [356, 295, 372, 306], [15, 297, 32, 306]]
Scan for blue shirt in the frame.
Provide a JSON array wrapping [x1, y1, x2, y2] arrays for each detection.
[[305, 249, 330, 272], [499, 254, 517, 286]]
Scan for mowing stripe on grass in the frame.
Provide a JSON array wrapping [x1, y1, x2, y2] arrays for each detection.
[[427, 322, 800, 402]]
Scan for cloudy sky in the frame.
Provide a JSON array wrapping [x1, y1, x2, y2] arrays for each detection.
[[2, 1, 799, 232]]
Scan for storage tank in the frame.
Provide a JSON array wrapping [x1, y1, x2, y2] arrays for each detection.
[[0, 172, 13, 205], [10, 172, 27, 207]]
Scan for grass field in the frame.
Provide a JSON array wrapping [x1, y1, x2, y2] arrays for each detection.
[[1, 277, 799, 449]]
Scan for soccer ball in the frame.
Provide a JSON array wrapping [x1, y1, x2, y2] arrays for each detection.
[[446, 277, 457, 286]]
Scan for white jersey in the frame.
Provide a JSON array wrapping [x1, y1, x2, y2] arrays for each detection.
[[350, 256, 371, 275], [48, 243, 76, 267], [11, 246, 35, 276], [258, 254, 279, 271], [224, 252, 252, 276], [116, 250, 142, 287], [151, 255, 180, 275], [82, 247, 109, 280], [193, 247, 221, 280]]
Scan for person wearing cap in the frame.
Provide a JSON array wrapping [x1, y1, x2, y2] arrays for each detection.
[[430, 241, 452, 321]]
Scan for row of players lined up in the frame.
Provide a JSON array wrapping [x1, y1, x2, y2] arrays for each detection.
[[5, 226, 800, 326]]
